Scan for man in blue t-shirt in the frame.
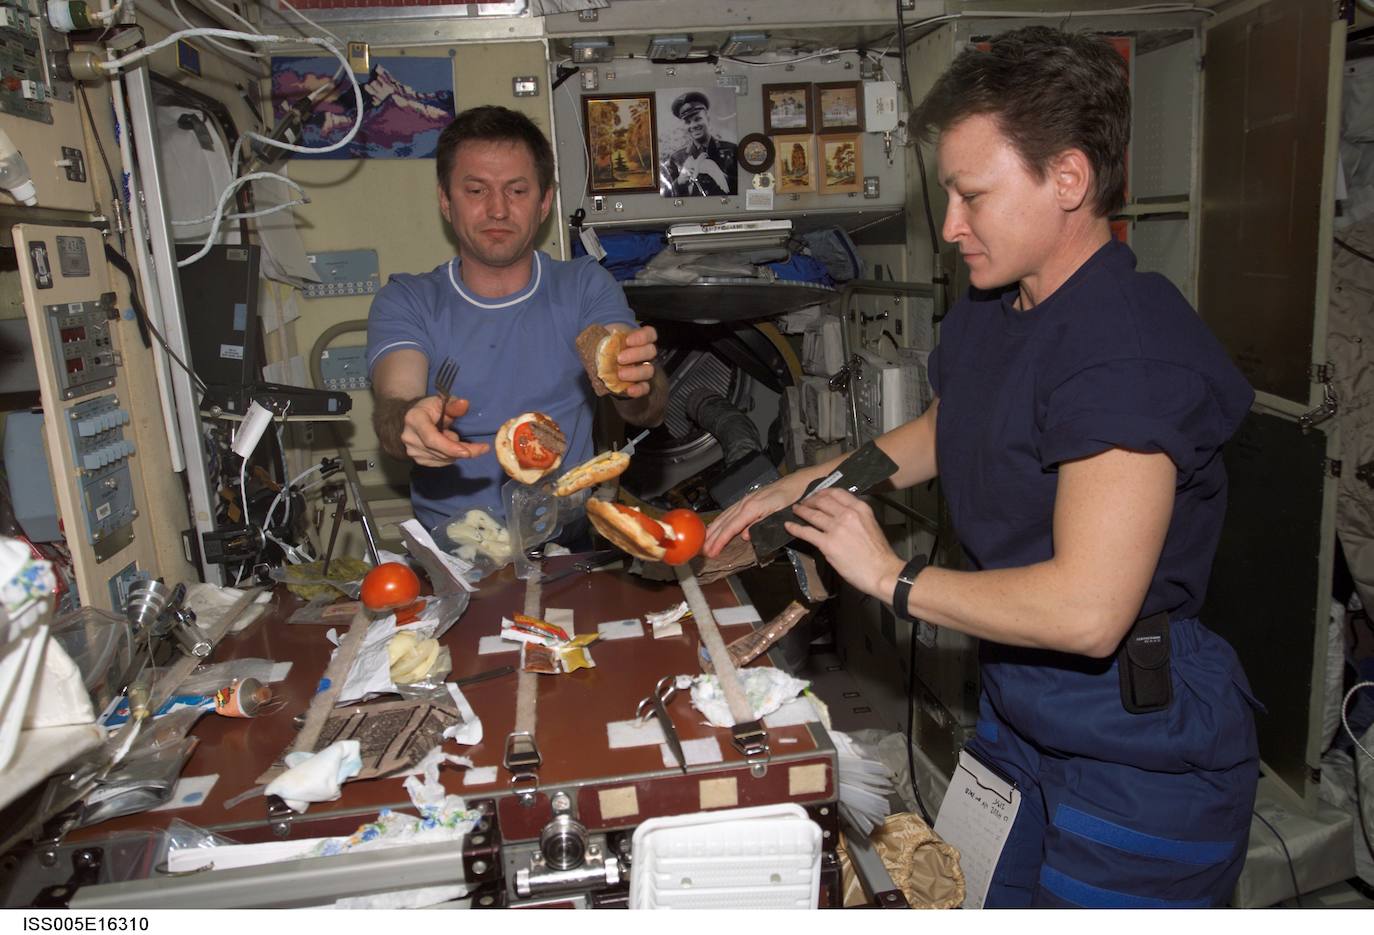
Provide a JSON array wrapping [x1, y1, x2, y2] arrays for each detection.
[[367, 106, 667, 530]]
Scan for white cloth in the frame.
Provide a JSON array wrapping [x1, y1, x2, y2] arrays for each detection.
[[264, 740, 362, 813]]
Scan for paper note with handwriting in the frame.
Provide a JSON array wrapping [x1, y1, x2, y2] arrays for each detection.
[[933, 749, 1020, 909]]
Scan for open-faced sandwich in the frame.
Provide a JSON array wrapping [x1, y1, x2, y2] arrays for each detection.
[[554, 449, 631, 497], [495, 411, 566, 485]]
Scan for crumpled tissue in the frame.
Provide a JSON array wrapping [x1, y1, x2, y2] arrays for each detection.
[[264, 739, 362, 813], [442, 682, 482, 745], [690, 668, 810, 728], [402, 744, 474, 813]]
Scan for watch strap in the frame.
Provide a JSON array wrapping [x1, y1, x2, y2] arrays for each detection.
[[892, 555, 928, 623]]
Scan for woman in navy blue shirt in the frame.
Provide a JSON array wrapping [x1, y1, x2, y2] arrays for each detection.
[[705, 27, 1259, 908]]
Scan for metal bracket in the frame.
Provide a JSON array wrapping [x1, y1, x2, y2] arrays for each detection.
[[1299, 379, 1337, 431], [266, 794, 295, 838], [504, 731, 543, 804], [731, 719, 771, 777]]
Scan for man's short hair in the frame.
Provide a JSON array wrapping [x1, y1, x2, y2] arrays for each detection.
[[671, 91, 711, 121], [915, 26, 1130, 216], [435, 105, 556, 195]]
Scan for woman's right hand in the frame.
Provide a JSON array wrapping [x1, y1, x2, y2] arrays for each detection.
[[703, 473, 810, 558]]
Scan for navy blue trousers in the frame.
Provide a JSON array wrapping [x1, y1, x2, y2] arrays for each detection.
[[966, 618, 1261, 908]]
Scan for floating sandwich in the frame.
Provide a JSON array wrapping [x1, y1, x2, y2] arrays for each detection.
[[495, 411, 566, 485]]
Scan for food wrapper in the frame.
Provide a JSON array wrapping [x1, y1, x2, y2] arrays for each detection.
[[519, 633, 599, 674], [645, 601, 691, 639], [521, 642, 560, 674], [556, 634, 600, 673]]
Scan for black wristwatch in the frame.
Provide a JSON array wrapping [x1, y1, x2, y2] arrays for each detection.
[[891, 555, 928, 623]]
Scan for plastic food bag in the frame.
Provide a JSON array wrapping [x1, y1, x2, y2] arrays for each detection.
[[429, 507, 516, 581]]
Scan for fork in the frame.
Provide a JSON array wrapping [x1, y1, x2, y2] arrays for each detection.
[[433, 356, 458, 430]]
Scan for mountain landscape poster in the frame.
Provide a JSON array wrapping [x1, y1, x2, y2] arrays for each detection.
[[270, 56, 456, 159]]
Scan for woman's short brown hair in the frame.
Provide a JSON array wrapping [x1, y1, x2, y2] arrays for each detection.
[[916, 26, 1131, 216]]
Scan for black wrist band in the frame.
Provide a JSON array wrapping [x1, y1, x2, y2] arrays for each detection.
[[891, 555, 928, 623]]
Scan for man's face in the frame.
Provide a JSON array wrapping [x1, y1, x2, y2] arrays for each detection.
[[936, 114, 1064, 292], [682, 108, 709, 145], [437, 139, 553, 273]]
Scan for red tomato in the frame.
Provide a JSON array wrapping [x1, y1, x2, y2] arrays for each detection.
[[360, 562, 421, 613], [660, 508, 706, 566], [512, 421, 556, 470]]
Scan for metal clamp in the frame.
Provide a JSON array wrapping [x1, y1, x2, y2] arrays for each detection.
[[504, 732, 543, 804], [731, 719, 771, 777]]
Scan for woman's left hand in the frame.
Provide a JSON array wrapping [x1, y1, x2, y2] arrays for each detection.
[[787, 489, 906, 601]]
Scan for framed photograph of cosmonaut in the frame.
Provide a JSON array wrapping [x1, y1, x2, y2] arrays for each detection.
[[582, 93, 658, 194], [656, 86, 739, 197], [773, 133, 815, 194]]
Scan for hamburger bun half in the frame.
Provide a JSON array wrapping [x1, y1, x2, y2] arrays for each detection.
[[495, 412, 566, 485], [585, 498, 667, 562], [554, 449, 631, 497], [575, 323, 634, 396]]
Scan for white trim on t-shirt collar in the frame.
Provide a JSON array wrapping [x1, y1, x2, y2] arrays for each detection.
[[447, 253, 543, 309]]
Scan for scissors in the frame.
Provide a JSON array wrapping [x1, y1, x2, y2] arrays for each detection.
[[636, 675, 688, 774]]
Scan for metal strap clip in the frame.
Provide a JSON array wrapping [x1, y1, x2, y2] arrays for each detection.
[[731, 719, 771, 777]]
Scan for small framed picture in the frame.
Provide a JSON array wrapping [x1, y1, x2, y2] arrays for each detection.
[[819, 134, 862, 194], [773, 134, 815, 194], [737, 133, 775, 174], [582, 93, 659, 194], [762, 83, 813, 134], [815, 81, 864, 133]]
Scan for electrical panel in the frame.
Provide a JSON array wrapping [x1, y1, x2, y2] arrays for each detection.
[[12, 224, 161, 611], [302, 249, 381, 298], [319, 344, 370, 391], [41, 293, 118, 399], [0, 1, 50, 124]]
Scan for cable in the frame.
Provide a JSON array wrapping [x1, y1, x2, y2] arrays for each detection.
[[1337, 237, 1374, 266], [76, 83, 122, 239], [1345, 681, 1374, 762], [172, 198, 307, 226], [904, 616, 935, 826], [562, 77, 592, 214], [1253, 809, 1304, 907], [104, 246, 209, 392], [169, 0, 269, 60], [277, 0, 346, 47], [101, 30, 363, 160], [175, 171, 308, 266], [720, 47, 859, 68]]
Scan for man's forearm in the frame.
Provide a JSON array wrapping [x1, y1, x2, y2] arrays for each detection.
[[373, 395, 420, 459], [612, 368, 668, 427]]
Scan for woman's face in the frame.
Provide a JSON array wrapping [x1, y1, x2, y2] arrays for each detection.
[[936, 114, 1065, 292]]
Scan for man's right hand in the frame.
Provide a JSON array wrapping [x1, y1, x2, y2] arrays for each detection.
[[400, 396, 490, 467], [703, 472, 810, 558]]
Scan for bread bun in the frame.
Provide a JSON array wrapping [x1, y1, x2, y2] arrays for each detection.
[[586, 498, 667, 562], [596, 330, 634, 395], [495, 412, 565, 485], [575, 323, 634, 397], [554, 450, 630, 497]]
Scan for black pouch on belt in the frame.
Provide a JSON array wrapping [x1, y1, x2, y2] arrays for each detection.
[[1117, 611, 1171, 714]]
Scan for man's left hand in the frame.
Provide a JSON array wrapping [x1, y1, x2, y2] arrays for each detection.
[[612, 324, 658, 399], [786, 488, 905, 601]]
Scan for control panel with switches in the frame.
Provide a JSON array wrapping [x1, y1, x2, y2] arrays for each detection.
[[63, 395, 138, 557]]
